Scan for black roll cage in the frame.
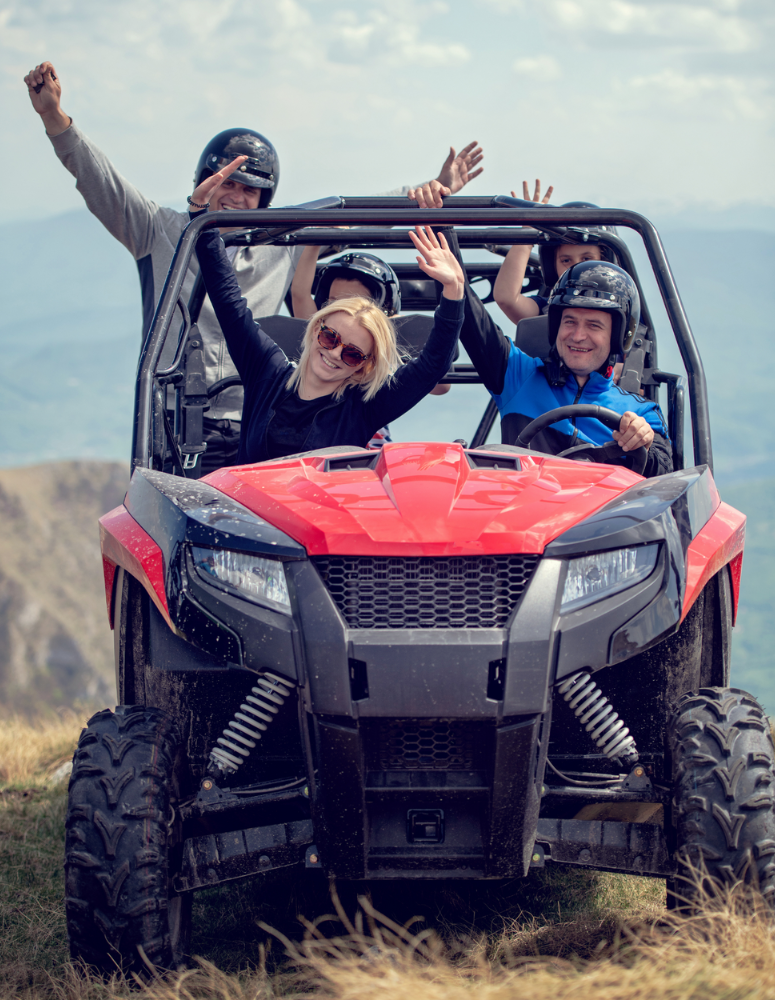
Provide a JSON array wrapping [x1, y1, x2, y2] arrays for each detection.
[[133, 199, 710, 474]]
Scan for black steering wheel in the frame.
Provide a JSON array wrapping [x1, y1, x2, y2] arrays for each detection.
[[514, 405, 648, 476]]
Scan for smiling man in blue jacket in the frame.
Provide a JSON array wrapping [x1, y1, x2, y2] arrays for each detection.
[[462, 260, 672, 478]]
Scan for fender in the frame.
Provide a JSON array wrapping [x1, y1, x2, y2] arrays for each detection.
[[100, 506, 170, 629], [682, 502, 745, 623]]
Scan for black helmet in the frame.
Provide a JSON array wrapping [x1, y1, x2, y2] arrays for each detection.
[[538, 202, 619, 288], [194, 129, 279, 208], [548, 261, 641, 362], [313, 253, 401, 316]]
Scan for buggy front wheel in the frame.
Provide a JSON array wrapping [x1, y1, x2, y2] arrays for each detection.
[[64, 705, 191, 975], [668, 687, 775, 910]]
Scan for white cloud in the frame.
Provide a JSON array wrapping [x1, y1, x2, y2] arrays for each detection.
[[629, 68, 773, 120], [513, 55, 561, 80], [248, 0, 472, 70], [484, 0, 748, 13], [324, 3, 471, 68], [3, 0, 469, 77], [549, 0, 757, 53], [3, 0, 775, 219], [478, 0, 526, 10]]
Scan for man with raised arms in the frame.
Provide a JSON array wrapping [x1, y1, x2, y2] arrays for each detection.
[[24, 60, 484, 472]]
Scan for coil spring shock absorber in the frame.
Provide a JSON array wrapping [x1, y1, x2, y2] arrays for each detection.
[[208, 672, 293, 780], [558, 671, 639, 766]]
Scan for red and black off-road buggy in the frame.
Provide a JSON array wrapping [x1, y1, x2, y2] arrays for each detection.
[[65, 199, 767, 974]]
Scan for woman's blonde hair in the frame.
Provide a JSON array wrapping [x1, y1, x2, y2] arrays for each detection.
[[286, 297, 402, 402]]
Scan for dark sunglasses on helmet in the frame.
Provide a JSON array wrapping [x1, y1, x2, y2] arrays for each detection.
[[317, 324, 372, 367]]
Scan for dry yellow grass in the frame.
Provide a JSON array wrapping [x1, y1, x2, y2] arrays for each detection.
[[0, 712, 81, 785], [23, 888, 775, 1000], [3, 714, 774, 1000]]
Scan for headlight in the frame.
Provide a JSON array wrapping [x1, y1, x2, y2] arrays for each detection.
[[192, 546, 291, 614], [561, 544, 658, 613]]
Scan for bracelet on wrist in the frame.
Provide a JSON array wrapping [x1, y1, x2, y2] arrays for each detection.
[[187, 196, 210, 210]]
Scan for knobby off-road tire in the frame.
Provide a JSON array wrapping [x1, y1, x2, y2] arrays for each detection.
[[668, 687, 775, 909], [64, 705, 191, 975]]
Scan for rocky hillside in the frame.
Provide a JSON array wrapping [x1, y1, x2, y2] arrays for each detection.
[[0, 461, 128, 715]]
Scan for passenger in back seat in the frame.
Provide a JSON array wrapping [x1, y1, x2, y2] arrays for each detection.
[[491, 185, 620, 325]]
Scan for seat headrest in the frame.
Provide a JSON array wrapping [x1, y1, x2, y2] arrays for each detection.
[[256, 315, 308, 360], [394, 314, 460, 362], [514, 314, 551, 359]]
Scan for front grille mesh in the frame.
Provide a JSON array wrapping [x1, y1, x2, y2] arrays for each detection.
[[314, 555, 539, 629], [369, 720, 484, 771]]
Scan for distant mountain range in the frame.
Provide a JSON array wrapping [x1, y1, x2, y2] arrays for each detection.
[[0, 208, 773, 714], [2, 207, 773, 482], [0, 210, 140, 467]]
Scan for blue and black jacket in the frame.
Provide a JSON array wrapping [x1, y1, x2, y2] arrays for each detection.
[[461, 284, 673, 478], [195, 228, 464, 465]]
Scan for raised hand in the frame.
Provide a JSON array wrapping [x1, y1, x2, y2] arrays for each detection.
[[438, 141, 484, 193], [24, 61, 61, 112], [493, 178, 553, 324], [408, 226, 465, 300], [189, 155, 249, 211], [407, 140, 485, 208], [510, 179, 554, 204], [24, 61, 70, 135]]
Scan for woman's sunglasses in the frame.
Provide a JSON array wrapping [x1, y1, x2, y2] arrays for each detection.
[[317, 324, 372, 367]]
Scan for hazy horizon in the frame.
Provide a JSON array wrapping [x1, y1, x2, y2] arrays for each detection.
[[4, 0, 774, 225]]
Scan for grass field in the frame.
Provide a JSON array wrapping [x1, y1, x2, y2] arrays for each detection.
[[2, 714, 774, 999]]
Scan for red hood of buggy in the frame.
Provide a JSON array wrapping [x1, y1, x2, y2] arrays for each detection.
[[204, 441, 643, 556]]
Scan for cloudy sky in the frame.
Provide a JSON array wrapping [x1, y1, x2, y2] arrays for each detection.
[[3, 0, 773, 221]]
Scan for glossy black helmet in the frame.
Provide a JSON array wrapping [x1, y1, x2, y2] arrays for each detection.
[[548, 261, 641, 360], [313, 253, 401, 316], [538, 202, 619, 288], [194, 129, 279, 208]]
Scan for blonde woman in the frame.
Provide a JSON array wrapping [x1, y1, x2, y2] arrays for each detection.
[[189, 156, 465, 465]]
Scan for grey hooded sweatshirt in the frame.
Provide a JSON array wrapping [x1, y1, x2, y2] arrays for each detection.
[[49, 123, 409, 420]]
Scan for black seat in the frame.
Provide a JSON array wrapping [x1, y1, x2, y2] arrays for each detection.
[[256, 314, 308, 360], [514, 314, 551, 359], [397, 278, 438, 312], [393, 314, 460, 362]]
